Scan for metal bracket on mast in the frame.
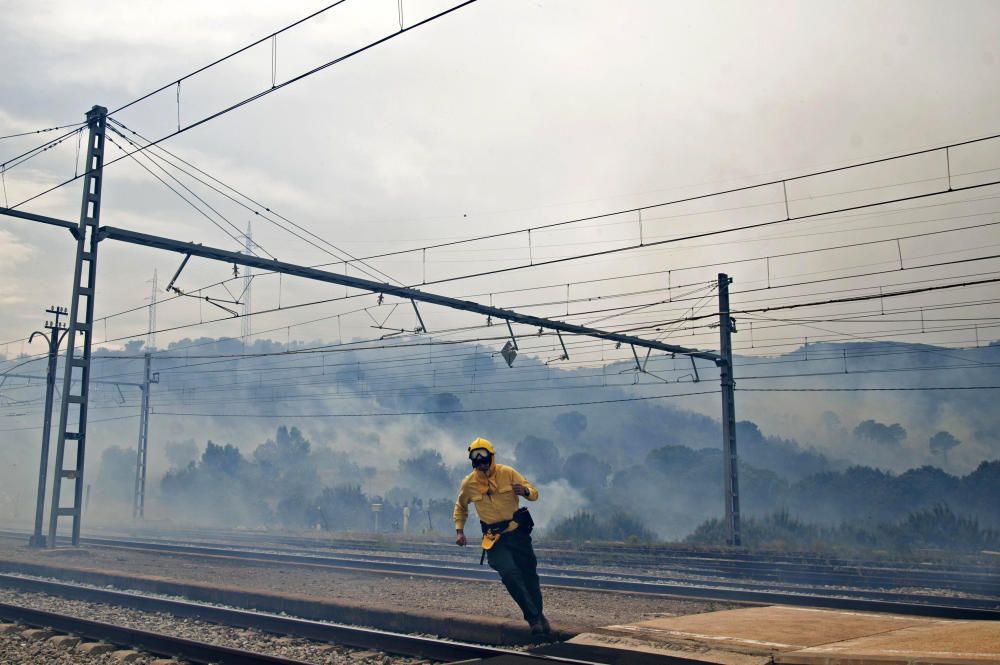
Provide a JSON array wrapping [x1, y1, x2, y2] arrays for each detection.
[[505, 319, 518, 350], [411, 299, 427, 333], [165, 252, 192, 292], [556, 330, 568, 361]]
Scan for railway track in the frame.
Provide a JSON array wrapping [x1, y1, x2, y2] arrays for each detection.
[[0, 600, 316, 665], [97, 526, 997, 594], [1, 531, 996, 620], [0, 575, 703, 665]]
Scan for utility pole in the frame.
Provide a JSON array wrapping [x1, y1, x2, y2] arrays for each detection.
[[718, 273, 741, 546], [27, 306, 68, 548], [147, 269, 157, 350], [132, 351, 158, 519], [48, 105, 107, 548]]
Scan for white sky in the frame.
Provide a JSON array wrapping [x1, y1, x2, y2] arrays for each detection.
[[1, 0, 1000, 520], [1, 0, 999, 362]]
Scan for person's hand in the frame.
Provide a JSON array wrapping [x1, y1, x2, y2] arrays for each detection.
[[455, 531, 467, 546], [511, 482, 527, 497]]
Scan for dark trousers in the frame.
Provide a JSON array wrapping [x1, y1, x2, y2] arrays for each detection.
[[486, 529, 543, 621]]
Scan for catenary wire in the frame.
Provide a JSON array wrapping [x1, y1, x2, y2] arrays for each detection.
[[2, 1, 481, 213], [0, 122, 85, 141], [108, 118, 401, 286]]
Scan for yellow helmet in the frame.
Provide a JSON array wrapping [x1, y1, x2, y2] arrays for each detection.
[[468, 437, 495, 457]]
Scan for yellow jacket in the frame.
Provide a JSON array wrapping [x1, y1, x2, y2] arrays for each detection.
[[453, 460, 538, 531]]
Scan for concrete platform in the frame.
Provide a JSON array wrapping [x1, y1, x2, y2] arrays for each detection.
[[571, 605, 1000, 665]]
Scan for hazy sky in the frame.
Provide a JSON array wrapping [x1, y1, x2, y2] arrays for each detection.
[[2, 0, 999, 362], [2, 1, 1000, 526]]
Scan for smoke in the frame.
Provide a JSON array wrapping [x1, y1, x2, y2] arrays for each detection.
[[1, 334, 996, 544], [528, 479, 588, 531]]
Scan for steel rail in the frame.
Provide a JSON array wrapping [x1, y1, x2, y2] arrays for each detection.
[[5, 534, 997, 621], [0, 574, 511, 661], [0, 599, 315, 665], [2, 528, 992, 593], [72, 539, 1000, 619], [74, 534, 999, 604], [93, 526, 999, 578], [0, 575, 705, 665]]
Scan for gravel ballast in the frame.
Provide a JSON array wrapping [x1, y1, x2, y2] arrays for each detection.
[[0, 534, 734, 631], [0, 533, 737, 663], [0, 587, 433, 664]]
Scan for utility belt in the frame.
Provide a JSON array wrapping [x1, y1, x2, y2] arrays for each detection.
[[478, 508, 534, 565]]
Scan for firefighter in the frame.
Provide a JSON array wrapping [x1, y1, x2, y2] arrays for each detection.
[[453, 437, 549, 635]]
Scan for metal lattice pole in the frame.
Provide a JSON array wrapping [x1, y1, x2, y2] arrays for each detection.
[[48, 105, 107, 547]]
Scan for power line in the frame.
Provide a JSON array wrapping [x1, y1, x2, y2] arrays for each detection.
[[46, 315, 999, 400], [4, 1, 481, 213], [108, 118, 401, 287], [144, 389, 720, 419], [4, 203, 996, 372], [739, 386, 1000, 392], [0, 127, 84, 174], [9, 264, 995, 381], [135, 359, 1000, 406], [107, 1, 354, 117], [4, 325, 996, 416], [79, 256, 1000, 359], [693, 277, 1000, 321], [105, 131, 260, 253], [0, 414, 136, 433], [5, 264, 992, 382], [0, 122, 84, 141], [113, 193, 1000, 321], [7, 147, 996, 364]]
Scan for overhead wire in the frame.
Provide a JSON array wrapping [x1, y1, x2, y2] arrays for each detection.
[[138, 389, 722, 419], [104, 130, 261, 252], [5, 343, 996, 420], [3, 316, 992, 416], [135, 356, 1000, 406], [4, 257, 996, 383], [4, 127, 998, 391], [6, 132, 997, 369], [2, 1, 482, 214], [0, 122, 85, 141], [56, 236, 1000, 366], [118, 193, 1000, 320], [0, 126, 85, 173], [5, 334, 984, 404], [61, 300, 1000, 393], [326, 138, 1000, 265], [107, 118, 402, 286], [739, 386, 1000, 392], [19, 260, 996, 378], [106, 1, 355, 117]]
